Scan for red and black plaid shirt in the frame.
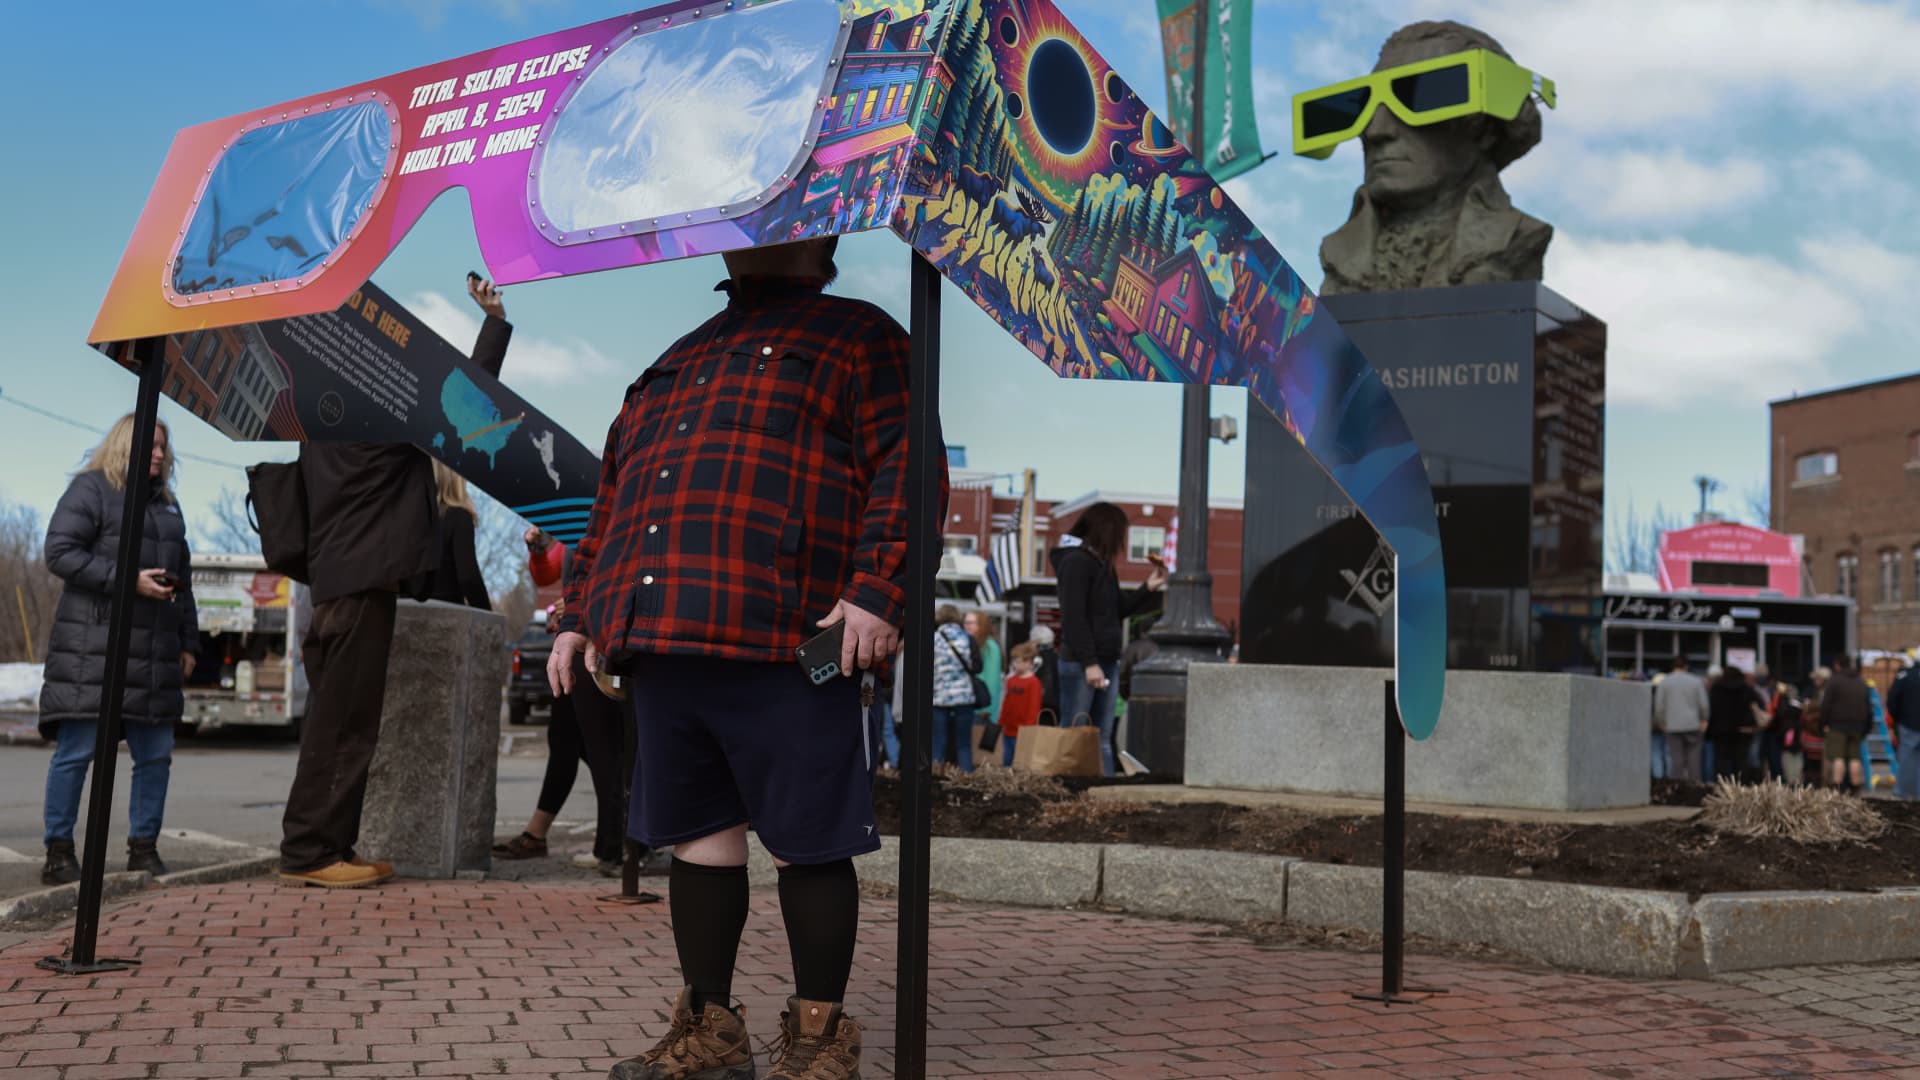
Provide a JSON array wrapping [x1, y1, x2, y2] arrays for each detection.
[[561, 277, 944, 663]]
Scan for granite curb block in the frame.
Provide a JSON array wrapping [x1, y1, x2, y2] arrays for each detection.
[[1102, 844, 1291, 924], [0, 870, 151, 925], [758, 836, 1103, 908], [1286, 861, 1700, 978], [154, 855, 280, 890], [1695, 889, 1920, 972]]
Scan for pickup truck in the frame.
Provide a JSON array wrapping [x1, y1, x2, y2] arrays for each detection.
[[507, 617, 555, 724]]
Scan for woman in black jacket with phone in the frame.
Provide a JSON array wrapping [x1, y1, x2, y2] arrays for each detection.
[[38, 414, 199, 884], [1048, 502, 1164, 776]]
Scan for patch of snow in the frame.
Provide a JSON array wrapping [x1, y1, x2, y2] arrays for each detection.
[[0, 663, 43, 710]]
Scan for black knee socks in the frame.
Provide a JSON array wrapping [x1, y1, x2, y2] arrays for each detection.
[[669, 858, 750, 1011], [777, 859, 860, 1004]]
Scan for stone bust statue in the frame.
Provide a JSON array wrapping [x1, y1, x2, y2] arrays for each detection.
[[1319, 21, 1551, 295]]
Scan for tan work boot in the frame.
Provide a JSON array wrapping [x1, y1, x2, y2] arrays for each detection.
[[608, 988, 755, 1080], [765, 998, 860, 1080], [349, 856, 395, 883], [276, 860, 386, 889]]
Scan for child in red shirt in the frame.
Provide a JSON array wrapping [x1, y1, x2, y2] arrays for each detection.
[[1000, 642, 1044, 766]]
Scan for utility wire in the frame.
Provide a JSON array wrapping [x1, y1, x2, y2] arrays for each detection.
[[0, 389, 252, 472]]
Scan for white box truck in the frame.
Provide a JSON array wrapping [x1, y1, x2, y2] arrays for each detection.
[[182, 553, 307, 736]]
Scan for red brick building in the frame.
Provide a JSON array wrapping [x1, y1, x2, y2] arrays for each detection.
[[940, 470, 1245, 635], [1770, 371, 1920, 652]]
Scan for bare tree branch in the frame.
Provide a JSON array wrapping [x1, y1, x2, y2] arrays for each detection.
[[196, 485, 261, 555], [1743, 482, 1772, 529], [0, 496, 62, 663], [472, 489, 534, 630], [1606, 498, 1682, 578]]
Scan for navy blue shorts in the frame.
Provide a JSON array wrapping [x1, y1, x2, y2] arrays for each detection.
[[623, 654, 882, 864]]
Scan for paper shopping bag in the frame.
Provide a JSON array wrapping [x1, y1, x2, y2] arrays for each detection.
[[1011, 723, 1101, 777]]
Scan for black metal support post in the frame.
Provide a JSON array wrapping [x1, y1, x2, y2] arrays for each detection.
[[1353, 679, 1439, 1005], [40, 336, 166, 977], [893, 251, 942, 1078]]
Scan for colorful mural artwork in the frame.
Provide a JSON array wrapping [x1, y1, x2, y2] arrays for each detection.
[[86, 0, 1447, 737], [893, 0, 1445, 737]]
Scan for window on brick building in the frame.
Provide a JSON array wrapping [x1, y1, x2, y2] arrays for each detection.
[[1909, 431, 1920, 464], [1794, 450, 1838, 482], [1837, 553, 1858, 599], [1881, 549, 1904, 607], [942, 535, 976, 556], [1127, 526, 1166, 563]]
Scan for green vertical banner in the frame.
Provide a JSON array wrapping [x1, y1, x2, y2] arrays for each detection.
[[1156, 0, 1268, 184]]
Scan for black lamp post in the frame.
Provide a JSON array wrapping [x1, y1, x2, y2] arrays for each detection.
[[1125, 385, 1234, 779]]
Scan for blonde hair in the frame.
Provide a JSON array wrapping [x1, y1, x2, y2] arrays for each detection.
[[432, 460, 476, 516], [84, 413, 173, 498]]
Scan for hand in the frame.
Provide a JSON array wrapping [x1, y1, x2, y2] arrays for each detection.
[[180, 652, 196, 680], [136, 568, 174, 601], [523, 525, 552, 551], [1084, 663, 1109, 690], [1145, 553, 1169, 591], [467, 275, 506, 319], [819, 600, 898, 676], [550, 596, 567, 620], [548, 631, 597, 696]]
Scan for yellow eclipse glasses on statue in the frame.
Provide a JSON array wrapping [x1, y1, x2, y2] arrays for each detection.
[[1292, 48, 1555, 159]]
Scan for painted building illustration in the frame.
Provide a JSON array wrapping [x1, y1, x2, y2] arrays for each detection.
[[1101, 245, 1221, 382], [799, 9, 937, 235], [161, 324, 291, 441]]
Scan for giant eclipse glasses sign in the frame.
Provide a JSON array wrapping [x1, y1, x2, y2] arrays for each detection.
[[1291, 47, 1556, 159], [91, 0, 1452, 741]]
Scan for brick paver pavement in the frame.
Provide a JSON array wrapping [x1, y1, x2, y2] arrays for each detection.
[[1717, 963, 1920, 1037], [3, 879, 1919, 1078]]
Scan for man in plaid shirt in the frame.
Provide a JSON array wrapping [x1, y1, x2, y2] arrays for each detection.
[[550, 236, 942, 1080]]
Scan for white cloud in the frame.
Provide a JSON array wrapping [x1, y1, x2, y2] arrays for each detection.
[[406, 290, 620, 386], [1547, 232, 1851, 408], [1799, 234, 1920, 297], [1507, 147, 1772, 226], [1222, 173, 1303, 234], [1407, 0, 1920, 137]]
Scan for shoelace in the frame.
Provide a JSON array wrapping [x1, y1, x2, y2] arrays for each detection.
[[644, 1013, 706, 1065], [762, 1026, 856, 1075]]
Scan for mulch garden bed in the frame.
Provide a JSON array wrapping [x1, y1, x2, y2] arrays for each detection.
[[872, 773, 1920, 899]]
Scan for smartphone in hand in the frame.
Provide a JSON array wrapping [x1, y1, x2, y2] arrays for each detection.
[[153, 571, 179, 590], [794, 620, 848, 686]]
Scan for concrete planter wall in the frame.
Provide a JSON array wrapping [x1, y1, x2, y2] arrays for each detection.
[[792, 835, 1920, 978]]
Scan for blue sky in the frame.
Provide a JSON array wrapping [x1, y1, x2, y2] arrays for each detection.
[[2, 0, 1916, 559]]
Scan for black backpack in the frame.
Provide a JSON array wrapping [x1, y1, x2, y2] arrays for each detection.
[[246, 460, 311, 583]]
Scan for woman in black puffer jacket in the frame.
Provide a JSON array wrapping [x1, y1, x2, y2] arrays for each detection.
[[38, 414, 199, 885]]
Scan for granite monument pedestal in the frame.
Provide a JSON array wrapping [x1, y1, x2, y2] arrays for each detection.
[[1242, 282, 1607, 675], [1186, 664, 1650, 811], [360, 600, 507, 878]]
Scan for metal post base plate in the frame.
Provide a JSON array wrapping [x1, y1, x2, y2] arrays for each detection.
[[38, 955, 140, 976], [596, 891, 661, 906]]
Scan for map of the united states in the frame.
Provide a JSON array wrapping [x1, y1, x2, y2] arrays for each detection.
[[440, 369, 523, 467]]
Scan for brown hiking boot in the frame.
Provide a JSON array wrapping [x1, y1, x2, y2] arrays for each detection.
[[608, 988, 755, 1080], [764, 998, 860, 1080]]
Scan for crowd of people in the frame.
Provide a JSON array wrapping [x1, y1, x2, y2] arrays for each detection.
[[1651, 651, 1920, 798], [917, 501, 1166, 778]]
